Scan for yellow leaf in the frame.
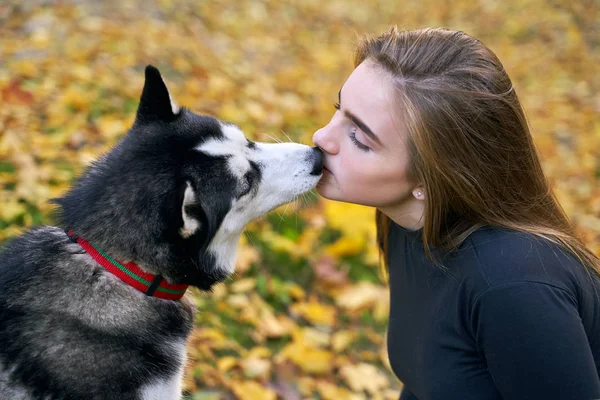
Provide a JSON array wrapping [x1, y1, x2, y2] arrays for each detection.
[[295, 327, 330, 348], [296, 376, 317, 396], [373, 295, 390, 322], [335, 282, 388, 313], [322, 201, 381, 265], [260, 229, 301, 257], [316, 380, 365, 400], [208, 74, 235, 96], [217, 356, 237, 373], [96, 115, 126, 140], [290, 297, 336, 326], [339, 363, 390, 395], [9, 59, 37, 79], [172, 55, 192, 73], [0, 199, 26, 221], [313, 46, 341, 73], [240, 357, 271, 379], [230, 277, 256, 293], [192, 328, 226, 342], [0, 225, 23, 242], [286, 283, 306, 300], [227, 293, 249, 309], [279, 341, 334, 375], [71, 65, 93, 82], [258, 309, 292, 338], [247, 346, 272, 359], [323, 235, 364, 258], [245, 101, 267, 121], [14, 153, 47, 203], [323, 200, 376, 241], [228, 380, 277, 400], [61, 87, 93, 111], [384, 389, 403, 400], [211, 282, 228, 300], [331, 330, 358, 352], [235, 241, 260, 274]]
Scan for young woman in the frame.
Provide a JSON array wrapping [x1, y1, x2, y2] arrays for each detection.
[[312, 27, 600, 399]]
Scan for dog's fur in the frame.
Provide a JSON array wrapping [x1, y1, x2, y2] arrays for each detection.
[[0, 66, 323, 400]]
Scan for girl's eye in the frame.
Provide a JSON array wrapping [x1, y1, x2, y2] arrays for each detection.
[[334, 102, 369, 152], [349, 128, 370, 152]]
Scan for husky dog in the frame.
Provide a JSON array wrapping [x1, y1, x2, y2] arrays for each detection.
[[0, 66, 323, 400]]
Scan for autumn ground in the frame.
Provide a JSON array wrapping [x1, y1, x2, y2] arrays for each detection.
[[0, 0, 599, 399]]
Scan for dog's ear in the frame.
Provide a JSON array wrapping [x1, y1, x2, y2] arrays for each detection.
[[180, 182, 201, 239], [179, 181, 223, 254], [179, 181, 218, 253], [135, 65, 180, 124]]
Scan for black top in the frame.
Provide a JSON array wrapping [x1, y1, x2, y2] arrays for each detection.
[[386, 222, 600, 400]]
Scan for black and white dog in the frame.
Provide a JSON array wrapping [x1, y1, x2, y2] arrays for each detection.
[[0, 66, 323, 399]]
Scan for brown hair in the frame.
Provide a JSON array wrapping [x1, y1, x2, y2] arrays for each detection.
[[354, 27, 600, 277]]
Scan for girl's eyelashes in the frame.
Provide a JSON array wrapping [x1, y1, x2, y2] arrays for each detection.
[[349, 128, 370, 152], [333, 102, 370, 151]]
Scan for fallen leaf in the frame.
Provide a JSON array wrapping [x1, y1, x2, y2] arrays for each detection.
[[235, 241, 260, 274], [1, 79, 34, 104], [338, 363, 389, 395], [290, 296, 337, 326], [228, 380, 277, 400], [323, 236, 364, 258], [230, 278, 256, 293], [335, 282, 388, 313], [217, 356, 237, 373], [331, 330, 358, 352], [241, 357, 271, 379], [316, 380, 366, 400], [277, 340, 334, 375], [312, 255, 349, 286]]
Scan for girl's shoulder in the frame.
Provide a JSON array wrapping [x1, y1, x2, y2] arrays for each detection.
[[455, 226, 596, 295]]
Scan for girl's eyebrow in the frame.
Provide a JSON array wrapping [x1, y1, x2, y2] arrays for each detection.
[[338, 89, 384, 147]]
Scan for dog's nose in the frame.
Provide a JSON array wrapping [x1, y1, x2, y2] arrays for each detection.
[[309, 146, 324, 175]]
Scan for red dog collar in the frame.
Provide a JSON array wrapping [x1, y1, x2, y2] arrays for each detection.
[[66, 230, 188, 301]]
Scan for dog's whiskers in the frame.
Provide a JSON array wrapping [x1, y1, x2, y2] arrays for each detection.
[[275, 202, 291, 233], [280, 129, 294, 143], [306, 189, 319, 200], [301, 192, 311, 206], [295, 197, 300, 231], [265, 133, 283, 144], [244, 230, 258, 247]]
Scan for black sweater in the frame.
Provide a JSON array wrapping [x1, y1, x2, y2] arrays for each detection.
[[386, 222, 600, 399]]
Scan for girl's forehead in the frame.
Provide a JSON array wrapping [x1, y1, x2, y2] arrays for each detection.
[[344, 60, 389, 95]]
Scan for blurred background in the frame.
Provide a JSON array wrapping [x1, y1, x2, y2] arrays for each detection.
[[0, 0, 598, 399]]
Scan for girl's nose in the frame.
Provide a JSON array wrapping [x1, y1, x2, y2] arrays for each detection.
[[312, 124, 339, 155]]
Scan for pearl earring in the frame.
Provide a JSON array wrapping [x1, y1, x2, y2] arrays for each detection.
[[416, 191, 423, 198]]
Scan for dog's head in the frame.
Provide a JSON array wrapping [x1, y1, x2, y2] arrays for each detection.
[[54, 66, 322, 290]]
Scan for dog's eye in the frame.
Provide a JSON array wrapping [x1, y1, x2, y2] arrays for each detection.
[[238, 173, 253, 198]]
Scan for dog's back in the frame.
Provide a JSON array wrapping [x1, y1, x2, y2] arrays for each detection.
[[0, 226, 194, 399]]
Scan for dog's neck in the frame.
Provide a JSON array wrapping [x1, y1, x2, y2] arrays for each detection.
[[66, 230, 188, 301]]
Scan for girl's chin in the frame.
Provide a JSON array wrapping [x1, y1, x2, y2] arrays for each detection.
[[315, 184, 333, 199], [316, 185, 344, 203]]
